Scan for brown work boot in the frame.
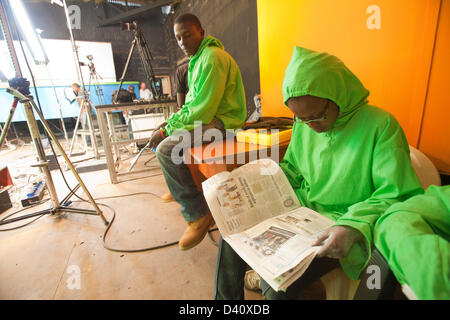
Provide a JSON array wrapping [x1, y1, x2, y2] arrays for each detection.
[[179, 213, 214, 251], [161, 192, 173, 202]]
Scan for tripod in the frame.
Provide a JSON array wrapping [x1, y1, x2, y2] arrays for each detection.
[[0, 0, 108, 227], [68, 57, 106, 158], [67, 91, 100, 158], [86, 57, 106, 106], [114, 21, 161, 103]]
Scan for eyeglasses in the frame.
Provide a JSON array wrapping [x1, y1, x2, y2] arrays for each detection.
[[293, 100, 330, 124]]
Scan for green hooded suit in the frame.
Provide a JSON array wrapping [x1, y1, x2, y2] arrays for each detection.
[[280, 47, 423, 280], [374, 185, 450, 299]]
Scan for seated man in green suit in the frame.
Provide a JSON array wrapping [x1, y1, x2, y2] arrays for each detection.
[[149, 14, 247, 251], [214, 46, 423, 299]]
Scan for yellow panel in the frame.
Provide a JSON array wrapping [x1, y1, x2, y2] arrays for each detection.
[[418, 0, 450, 174], [257, 0, 441, 146], [236, 128, 293, 146]]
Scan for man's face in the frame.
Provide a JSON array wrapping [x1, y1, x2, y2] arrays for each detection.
[[72, 85, 81, 93], [174, 21, 204, 57], [140, 82, 146, 90], [287, 95, 339, 133]]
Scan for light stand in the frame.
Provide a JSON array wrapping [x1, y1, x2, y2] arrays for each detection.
[[0, 0, 108, 226], [60, 0, 100, 159]]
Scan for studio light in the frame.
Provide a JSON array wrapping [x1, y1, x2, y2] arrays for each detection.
[[8, 0, 48, 65], [0, 49, 15, 79]]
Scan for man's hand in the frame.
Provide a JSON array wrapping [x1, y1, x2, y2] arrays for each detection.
[[148, 128, 166, 149], [311, 226, 363, 259]]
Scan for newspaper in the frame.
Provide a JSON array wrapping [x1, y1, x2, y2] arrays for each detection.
[[202, 159, 334, 292]]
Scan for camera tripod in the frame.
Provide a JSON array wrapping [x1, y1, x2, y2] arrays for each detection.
[[114, 21, 161, 103], [86, 56, 106, 106], [67, 56, 106, 158]]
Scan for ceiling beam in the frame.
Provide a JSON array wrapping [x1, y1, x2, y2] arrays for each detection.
[[98, 0, 173, 27]]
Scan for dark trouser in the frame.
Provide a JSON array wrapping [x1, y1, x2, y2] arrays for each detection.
[[155, 119, 225, 222], [214, 236, 340, 300]]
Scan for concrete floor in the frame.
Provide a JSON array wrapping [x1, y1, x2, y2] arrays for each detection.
[[0, 144, 263, 300]]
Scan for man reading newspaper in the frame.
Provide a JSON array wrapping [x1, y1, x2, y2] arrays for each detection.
[[212, 46, 423, 299]]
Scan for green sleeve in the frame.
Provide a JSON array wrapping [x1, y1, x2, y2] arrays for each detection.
[[374, 186, 450, 299], [333, 116, 423, 279], [165, 54, 227, 136]]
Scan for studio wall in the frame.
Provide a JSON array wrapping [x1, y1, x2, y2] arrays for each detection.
[[257, 0, 450, 174]]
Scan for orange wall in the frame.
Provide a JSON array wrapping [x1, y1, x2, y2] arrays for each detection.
[[257, 0, 440, 148], [418, 0, 450, 174]]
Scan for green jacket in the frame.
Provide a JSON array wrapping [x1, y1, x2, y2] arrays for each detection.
[[165, 36, 247, 135], [374, 185, 450, 299], [280, 46, 423, 279]]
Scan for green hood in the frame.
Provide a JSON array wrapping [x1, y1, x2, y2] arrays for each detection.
[[282, 46, 370, 128], [190, 35, 224, 60]]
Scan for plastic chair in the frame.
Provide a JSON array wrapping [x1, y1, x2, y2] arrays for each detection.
[[409, 146, 441, 189]]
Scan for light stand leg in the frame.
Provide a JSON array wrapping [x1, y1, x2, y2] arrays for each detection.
[[0, 98, 18, 149], [21, 100, 60, 209]]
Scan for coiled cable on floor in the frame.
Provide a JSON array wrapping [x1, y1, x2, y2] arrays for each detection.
[[0, 191, 219, 251]]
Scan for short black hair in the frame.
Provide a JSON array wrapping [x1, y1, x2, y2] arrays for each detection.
[[174, 13, 203, 30]]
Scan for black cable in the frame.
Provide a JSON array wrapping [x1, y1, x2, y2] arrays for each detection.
[[71, 192, 219, 252], [144, 153, 158, 168], [0, 198, 50, 231]]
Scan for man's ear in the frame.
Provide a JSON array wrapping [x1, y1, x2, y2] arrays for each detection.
[[200, 28, 205, 37]]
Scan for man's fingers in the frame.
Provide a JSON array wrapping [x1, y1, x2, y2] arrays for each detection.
[[316, 239, 333, 257]]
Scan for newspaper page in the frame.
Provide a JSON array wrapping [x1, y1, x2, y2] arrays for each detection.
[[226, 207, 334, 291], [202, 158, 301, 237], [202, 159, 335, 291]]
